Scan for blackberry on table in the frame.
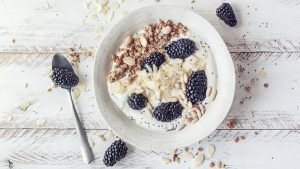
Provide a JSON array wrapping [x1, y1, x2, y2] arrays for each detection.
[[153, 101, 184, 122], [141, 52, 165, 72], [103, 140, 128, 167], [216, 3, 237, 27], [51, 67, 79, 89], [165, 38, 196, 59], [127, 93, 148, 110], [186, 70, 207, 104]]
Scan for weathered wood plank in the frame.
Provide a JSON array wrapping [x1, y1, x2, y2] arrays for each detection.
[[0, 129, 299, 169], [0, 52, 300, 130], [0, 0, 300, 52]]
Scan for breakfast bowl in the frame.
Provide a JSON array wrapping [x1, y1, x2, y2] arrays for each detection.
[[93, 5, 235, 151]]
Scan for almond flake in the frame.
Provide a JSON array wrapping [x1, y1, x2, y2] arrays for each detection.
[[36, 118, 47, 127], [182, 151, 194, 160], [161, 26, 171, 34], [19, 100, 31, 111], [192, 153, 205, 167], [206, 86, 212, 97], [207, 144, 216, 157], [103, 130, 115, 140], [123, 57, 135, 66], [124, 36, 133, 45], [140, 36, 148, 47], [209, 88, 217, 101], [98, 135, 106, 141], [176, 124, 186, 131], [161, 156, 172, 164], [191, 117, 199, 124]]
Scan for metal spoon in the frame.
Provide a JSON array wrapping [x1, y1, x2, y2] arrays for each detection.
[[52, 53, 94, 164]]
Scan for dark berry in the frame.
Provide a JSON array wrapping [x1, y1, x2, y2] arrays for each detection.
[[186, 70, 207, 104], [165, 38, 196, 59], [51, 67, 79, 89], [141, 52, 165, 72], [153, 101, 183, 122], [103, 140, 128, 167], [216, 3, 237, 27], [127, 93, 148, 110]]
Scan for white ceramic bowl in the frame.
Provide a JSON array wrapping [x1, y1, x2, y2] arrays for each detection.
[[93, 5, 235, 151]]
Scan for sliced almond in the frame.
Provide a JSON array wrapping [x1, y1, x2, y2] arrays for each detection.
[[181, 82, 186, 90], [135, 89, 144, 94], [103, 130, 115, 140], [206, 86, 212, 97], [185, 118, 193, 124], [19, 100, 31, 111], [124, 36, 133, 45], [209, 88, 217, 101], [183, 73, 188, 83], [161, 156, 172, 164], [192, 153, 205, 167], [161, 26, 171, 34], [199, 104, 205, 115], [140, 36, 148, 47], [182, 151, 194, 160], [207, 144, 216, 157], [98, 135, 106, 142], [176, 124, 186, 131], [36, 118, 47, 127], [191, 110, 198, 118], [187, 101, 192, 109], [191, 118, 199, 124], [123, 57, 135, 66]]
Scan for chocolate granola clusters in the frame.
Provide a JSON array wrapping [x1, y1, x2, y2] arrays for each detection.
[[107, 19, 187, 82]]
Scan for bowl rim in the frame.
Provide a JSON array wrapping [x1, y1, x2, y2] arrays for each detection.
[[92, 5, 235, 150]]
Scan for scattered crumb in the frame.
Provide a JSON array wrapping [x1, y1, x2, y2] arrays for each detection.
[[244, 86, 251, 92], [172, 153, 178, 162], [67, 48, 80, 63], [11, 38, 16, 43], [234, 136, 240, 143], [240, 136, 246, 140], [36, 118, 47, 127], [226, 119, 236, 129], [25, 83, 28, 88], [250, 78, 256, 84], [209, 162, 215, 168], [7, 114, 13, 122], [239, 99, 244, 105], [19, 100, 31, 111], [237, 64, 245, 73], [98, 135, 106, 141], [264, 83, 269, 88], [47, 88, 52, 92], [198, 146, 203, 151], [217, 161, 225, 168], [161, 156, 172, 164], [184, 147, 189, 151], [254, 131, 259, 135]]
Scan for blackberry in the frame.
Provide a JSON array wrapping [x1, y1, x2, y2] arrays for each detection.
[[153, 101, 183, 122], [165, 38, 196, 59], [103, 140, 128, 167], [186, 70, 207, 104], [216, 3, 237, 27], [51, 67, 79, 89], [127, 93, 148, 110], [141, 52, 165, 72]]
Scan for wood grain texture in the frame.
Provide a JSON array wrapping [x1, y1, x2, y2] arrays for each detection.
[[0, 128, 299, 169], [0, 0, 300, 52], [0, 52, 299, 130]]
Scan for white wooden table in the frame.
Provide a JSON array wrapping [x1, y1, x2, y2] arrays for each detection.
[[0, 0, 300, 168]]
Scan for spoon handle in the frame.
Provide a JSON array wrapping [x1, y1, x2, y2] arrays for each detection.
[[67, 90, 94, 164]]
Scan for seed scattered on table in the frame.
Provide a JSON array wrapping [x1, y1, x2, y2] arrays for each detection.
[[207, 144, 216, 157]]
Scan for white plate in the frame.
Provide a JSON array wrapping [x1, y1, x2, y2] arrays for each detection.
[[93, 5, 235, 151]]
